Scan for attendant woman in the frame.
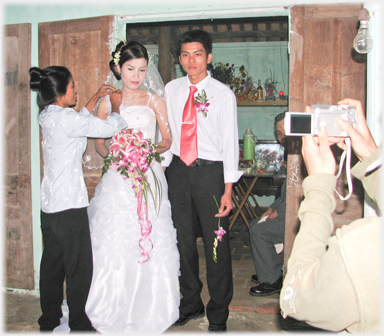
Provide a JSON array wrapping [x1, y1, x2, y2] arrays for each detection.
[[29, 66, 127, 331]]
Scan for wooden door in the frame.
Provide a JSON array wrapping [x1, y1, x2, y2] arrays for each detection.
[[284, 4, 366, 269], [4, 23, 34, 289], [38, 15, 114, 199]]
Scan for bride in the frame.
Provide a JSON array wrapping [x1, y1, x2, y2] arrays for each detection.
[[85, 41, 180, 333]]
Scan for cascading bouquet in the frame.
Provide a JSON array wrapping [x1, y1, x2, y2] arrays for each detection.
[[102, 129, 163, 263]]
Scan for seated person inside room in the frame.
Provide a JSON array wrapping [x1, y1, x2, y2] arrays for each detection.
[[248, 111, 287, 297], [280, 98, 380, 333]]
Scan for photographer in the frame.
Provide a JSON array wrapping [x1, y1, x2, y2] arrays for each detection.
[[280, 98, 380, 333]]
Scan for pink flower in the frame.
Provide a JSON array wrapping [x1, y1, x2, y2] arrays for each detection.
[[109, 162, 119, 172], [196, 102, 210, 115], [214, 227, 226, 241]]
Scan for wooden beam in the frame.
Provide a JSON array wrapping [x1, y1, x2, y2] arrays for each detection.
[[158, 26, 172, 85], [126, 18, 289, 46]]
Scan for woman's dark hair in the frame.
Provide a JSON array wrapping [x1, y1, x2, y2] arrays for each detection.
[[177, 29, 212, 57], [110, 41, 149, 80], [29, 66, 72, 110]]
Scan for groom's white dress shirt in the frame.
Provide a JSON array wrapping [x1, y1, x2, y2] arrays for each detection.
[[165, 71, 243, 183]]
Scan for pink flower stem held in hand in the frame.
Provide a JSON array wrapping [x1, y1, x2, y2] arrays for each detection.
[[213, 195, 226, 262]]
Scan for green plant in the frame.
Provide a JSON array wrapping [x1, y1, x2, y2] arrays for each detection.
[[263, 69, 279, 98], [210, 62, 235, 85], [210, 62, 253, 98], [231, 66, 254, 98]]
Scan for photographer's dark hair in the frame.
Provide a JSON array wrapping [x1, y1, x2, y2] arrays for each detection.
[[29, 66, 72, 110], [110, 41, 149, 80], [177, 29, 212, 56]]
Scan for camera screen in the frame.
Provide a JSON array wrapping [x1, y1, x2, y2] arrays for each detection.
[[290, 114, 312, 134]]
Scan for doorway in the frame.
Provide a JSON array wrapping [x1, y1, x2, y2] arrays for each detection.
[[125, 16, 289, 86]]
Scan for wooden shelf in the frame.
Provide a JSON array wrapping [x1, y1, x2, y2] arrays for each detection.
[[237, 99, 288, 106]]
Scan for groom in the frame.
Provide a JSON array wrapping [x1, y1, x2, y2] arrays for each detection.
[[165, 29, 242, 332]]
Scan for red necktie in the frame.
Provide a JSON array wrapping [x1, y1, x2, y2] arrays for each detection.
[[180, 86, 198, 166]]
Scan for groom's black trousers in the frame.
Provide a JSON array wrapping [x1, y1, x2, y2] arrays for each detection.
[[38, 208, 94, 331], [167, 156, 233, 325]]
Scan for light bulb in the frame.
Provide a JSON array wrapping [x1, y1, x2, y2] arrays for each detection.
[[353, 9, 373, 54], [353, 21, 373, 54]]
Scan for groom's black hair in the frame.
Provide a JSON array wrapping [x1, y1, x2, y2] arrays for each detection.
[[177, 29, 212, 56]]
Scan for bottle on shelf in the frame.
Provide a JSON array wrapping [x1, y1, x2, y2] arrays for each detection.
[[256, 79, 263, 101], [243, 128, 256, 161]]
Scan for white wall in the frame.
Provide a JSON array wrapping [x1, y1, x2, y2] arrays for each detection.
[[364, 0, 383, 216]]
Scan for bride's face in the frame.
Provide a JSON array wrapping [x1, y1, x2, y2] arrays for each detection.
[[119, 58, 148, 91]]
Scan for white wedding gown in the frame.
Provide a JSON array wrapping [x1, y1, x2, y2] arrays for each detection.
[[84, 102, 180, 333]]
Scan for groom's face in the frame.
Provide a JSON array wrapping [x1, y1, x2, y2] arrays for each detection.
[[179, 42, 213, 84]]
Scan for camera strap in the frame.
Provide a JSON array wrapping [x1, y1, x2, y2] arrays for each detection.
[[365, 158, 382, 175], [335, 138, 353, 201]]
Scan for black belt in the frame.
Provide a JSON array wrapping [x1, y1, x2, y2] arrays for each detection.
[[172, 155, 220, 167]]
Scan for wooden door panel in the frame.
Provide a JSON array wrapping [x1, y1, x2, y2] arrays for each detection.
[[285, 4, 366, 269], [39, 16, 114, 200], [4, 23, 34, 289]]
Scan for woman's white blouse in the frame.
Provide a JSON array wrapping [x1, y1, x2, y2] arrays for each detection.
[[39, 104, 128, 213]]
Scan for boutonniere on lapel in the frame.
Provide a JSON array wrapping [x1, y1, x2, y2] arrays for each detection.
[[194, 89, 210, 117]]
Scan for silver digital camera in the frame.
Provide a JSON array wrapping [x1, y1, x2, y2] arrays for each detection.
[[284, 105, 357, 137]]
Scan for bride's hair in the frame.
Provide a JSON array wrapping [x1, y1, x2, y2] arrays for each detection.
[[29, 66, 72, 110], [110, 41, 149, 81]]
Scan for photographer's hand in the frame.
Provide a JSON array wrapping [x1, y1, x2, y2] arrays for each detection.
[[336, 98, 377, 161], [302, 126, 337, 176]]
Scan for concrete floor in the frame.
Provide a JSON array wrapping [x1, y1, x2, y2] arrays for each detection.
[[4, 289, 323, 333], [3, 217, 326, 334]]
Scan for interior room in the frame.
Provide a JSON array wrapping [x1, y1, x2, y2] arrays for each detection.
[[3, 0, 383, 332]]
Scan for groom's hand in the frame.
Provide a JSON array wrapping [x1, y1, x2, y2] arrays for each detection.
[[216, 192, 233, 218]]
